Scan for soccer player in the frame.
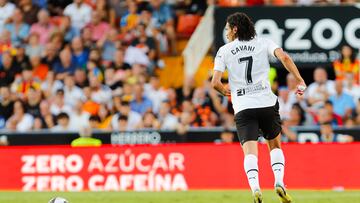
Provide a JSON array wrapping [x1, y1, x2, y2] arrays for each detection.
[[211, 12, 306, 203]]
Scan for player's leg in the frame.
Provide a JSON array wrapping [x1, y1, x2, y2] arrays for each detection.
[[242, 141, 263, 203], [235, 109, 262, 203], [260, 101, 292, 203], [267, 134, 285, 188], [267, 135, 292, 203]]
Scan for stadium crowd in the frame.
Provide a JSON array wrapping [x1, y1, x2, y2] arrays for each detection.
[[0, 0, 359, 143]]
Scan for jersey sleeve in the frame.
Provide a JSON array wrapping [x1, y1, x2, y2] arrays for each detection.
[[214, 47, 226, 72], [266, 38, 280, 58]]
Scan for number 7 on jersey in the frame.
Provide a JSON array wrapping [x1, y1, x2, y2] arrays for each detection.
[[239, 56, 253, 84]]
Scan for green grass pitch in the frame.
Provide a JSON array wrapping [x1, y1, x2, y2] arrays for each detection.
[[1, 190, 360, 203]]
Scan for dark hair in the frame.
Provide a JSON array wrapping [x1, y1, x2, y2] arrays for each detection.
[[118, 115, 128, 121], [340, 45, 356, 63], [292, 103, 305, 125], [227, 12, 256, 41], [89, 115, 101, 122], [324, 100, 333, 106], [57, 112, 69, 120]]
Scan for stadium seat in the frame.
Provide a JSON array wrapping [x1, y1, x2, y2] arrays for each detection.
[[176, 14, 201, 38]]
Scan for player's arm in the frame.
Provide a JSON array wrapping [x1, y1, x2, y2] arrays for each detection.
[[211, 70, 231, 96], [274, 48, 306, 95]]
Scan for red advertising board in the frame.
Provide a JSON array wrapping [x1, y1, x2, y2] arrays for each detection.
[[0, 143, 359, 191]]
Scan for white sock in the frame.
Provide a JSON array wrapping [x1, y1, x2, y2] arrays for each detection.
[[270, 148, 285, 187], [244, 154, 260, 193]]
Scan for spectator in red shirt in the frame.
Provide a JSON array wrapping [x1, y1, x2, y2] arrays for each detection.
[[86, 10, 110, 42]]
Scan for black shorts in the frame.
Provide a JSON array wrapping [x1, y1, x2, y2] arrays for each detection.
[[234, 101, 282, 145]]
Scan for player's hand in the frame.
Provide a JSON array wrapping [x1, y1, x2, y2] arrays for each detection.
[[296, 80, 307, 96], [223, 84, 231, 96]]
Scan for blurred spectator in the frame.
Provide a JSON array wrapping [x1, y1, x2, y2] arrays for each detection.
[[319, 122, 353, 143], [18, 0, 40, 25], [82, 86, 100, 115], [278, 86, 292, 120], [41, 70, 63, 98], [110, 49, 131, 76], [97, 104, 112, 129], [12, 68, 41, 97], [0, 52, 20, 86], [314, 106, 342, 126], [148, 0, 176, 54], [71, 126, 102, 147], [89, 75, 111, 104], [25, 86, 42, 118], [144, 75, 167, 114], [355, 99, 360, 125], [177, 111, 192, 135], [30, 56, 49, 81], [136, 111, 160, 129], [0, 135, 9, 145], [0, 86, 14, 122], [64, 0, 92, 32], [25, 33, 43, 58], [132, 23, 157, 68], [322, 100, 343, 125], [53, 48, 77, 80], [41, 42, 60, 68], [343, 71, 360, 104], [86, 10, 110, 42], [71, 36, 89, 69], [14, 45, 30, 70], [69, 100, 90, 130], [6, 100, 34, 132], [97, 27, 120, 62], [130, 83, 153, 115], [0, 0, 15, 33], [4, 8, 30, 46], [74, 68, 89, 88], [94, 0, 116, 27], [191, 87, 218, 127], [166, 88, 181, 116], [117, 114, 129, 131], [306, 67, 335, 108], [215, 129, 235, 144], [111, 100, 141, 131], [333, 45, 359, 84], [282, 103, 306, 141], [158, 100, 179, 130], [47, 0, 72, 16], [120, 0, 139, 33], [60, 16, 79, 43], [104, 67, 122, 91], [29, 9, 56, 45], [64, 74, 84, 107], [50, 89, 72, 116], [89, 115, 101, 129], [38, 100, 55, 129], [329, 80, 355, 118], [51, 112, 72, 131]]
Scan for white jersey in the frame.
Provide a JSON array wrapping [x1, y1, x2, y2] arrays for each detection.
[[214, 37, 279, 114]]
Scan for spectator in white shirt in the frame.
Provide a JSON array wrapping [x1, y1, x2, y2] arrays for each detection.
[[0, 0, 15, 33], [51, 112, 74, 132], [64, 0, 92, 32], [111, 100, 141, 131], [64, 74, 84, 107], [6, 100, 34, 132], [158, 101, 178, 130], [50, 89, 72, 116], [306, 67, 336, 109], [89, 75, 112, 105], [144, 75, 168, 114], [69, 100, 90, 130]]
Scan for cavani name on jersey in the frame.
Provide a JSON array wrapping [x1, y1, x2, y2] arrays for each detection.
[[214, 37, 280, 114]]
